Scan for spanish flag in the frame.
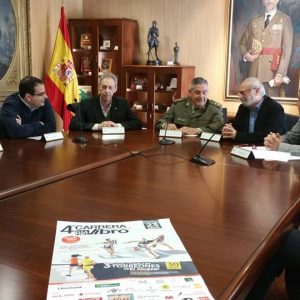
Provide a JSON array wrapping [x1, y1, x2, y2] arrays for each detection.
[[45, 7, 79, 131]]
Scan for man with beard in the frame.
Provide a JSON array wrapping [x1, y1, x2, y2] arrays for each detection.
[[222, 77, 286, 143]]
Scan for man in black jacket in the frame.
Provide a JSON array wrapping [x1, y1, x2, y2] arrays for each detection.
[[69, 72, 142, 131], [0, 76, 56, 138], [222, 77, 286, 143]]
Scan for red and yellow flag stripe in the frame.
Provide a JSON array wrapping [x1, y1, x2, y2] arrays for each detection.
[[45, 6, 79, 131]]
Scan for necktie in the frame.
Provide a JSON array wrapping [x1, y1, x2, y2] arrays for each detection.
[[265, 14, 271, 28]]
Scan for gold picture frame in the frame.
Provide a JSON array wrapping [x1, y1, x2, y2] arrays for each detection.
[[100, 58, 112, 73], [225, 0, 300, 102], [0, 0, 31, 102]]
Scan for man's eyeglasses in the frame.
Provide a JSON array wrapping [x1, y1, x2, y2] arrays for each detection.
[[33, 91, 46, 97], [238, 88, 254, 96]]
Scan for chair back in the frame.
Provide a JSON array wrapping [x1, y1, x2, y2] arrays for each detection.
[[285, 113, 299, 131], [222, 107, 227, 123]]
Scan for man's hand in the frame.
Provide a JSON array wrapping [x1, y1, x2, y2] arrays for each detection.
[[264, 132, 281, 150], [165, 123, 178, 130], [99, 121, 118, 128], [16, 115, 22, 125], [244, 52, 260, 62], [274, 74, 284, 87], [179, 126, 198, 135], [221, 123, 237, 139]]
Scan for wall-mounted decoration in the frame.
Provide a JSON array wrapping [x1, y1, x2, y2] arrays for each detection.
[[226, 0, 300, 102], [100, 58, 112, 73], [0, 0, 31, 101]]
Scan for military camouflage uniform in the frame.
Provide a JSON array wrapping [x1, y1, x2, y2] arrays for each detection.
[[155, 97, 224, 133]]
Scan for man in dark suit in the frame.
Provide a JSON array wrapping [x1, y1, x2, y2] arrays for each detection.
[[69, 72, 143, 131], [222, 77, 286, 143]]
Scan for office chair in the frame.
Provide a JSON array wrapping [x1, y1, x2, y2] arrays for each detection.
[[285, 113, 299, 131]]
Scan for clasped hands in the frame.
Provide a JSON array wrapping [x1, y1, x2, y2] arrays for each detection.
[[264, 132, 281, 150], [164, 123, 199, 135], [98, 121, 119, 129], [221, 123, 237, 139]]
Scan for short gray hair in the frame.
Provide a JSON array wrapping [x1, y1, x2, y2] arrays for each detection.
[[99, 72, 118, 87], [188, 77, 208, 92]]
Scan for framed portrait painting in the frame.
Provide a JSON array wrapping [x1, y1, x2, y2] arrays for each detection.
[[100, 58, 112, 73], [226, 0, 300, 102], [0, 0, 31, 101]]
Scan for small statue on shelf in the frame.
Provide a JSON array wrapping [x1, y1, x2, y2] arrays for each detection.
[[173, 42, 180, 65], [146, 20, 162, 65]]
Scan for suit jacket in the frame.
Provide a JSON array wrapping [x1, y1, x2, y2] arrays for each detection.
[[69, 96, 143, 131], [239, 10, 293, 82], [279, 118, 300, 156], [232, 95, 286, 143]]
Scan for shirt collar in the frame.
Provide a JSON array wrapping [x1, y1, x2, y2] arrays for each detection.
[[188, 98, 208, 112], [265, 9, 277, 20], [251, 97, 264, 112], [100, 98, 112, 115]]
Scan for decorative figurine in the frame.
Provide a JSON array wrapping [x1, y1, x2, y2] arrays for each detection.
[[146, 20, 162, 65], [173, 42, 180, 65]]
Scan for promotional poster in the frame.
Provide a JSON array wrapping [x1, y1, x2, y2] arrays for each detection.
[[47, 218, 214, 300]]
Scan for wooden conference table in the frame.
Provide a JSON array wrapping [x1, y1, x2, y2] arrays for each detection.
[[0, 130, 157, 199], [1, 130, 300, 299]]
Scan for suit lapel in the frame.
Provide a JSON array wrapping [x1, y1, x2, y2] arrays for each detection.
[[110, 97, 117, 119]]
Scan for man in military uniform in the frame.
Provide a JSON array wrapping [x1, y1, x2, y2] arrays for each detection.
[[155, 77, 224, 135], [239, 0, 293, 97]]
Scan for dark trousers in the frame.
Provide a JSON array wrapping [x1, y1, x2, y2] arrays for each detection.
[[246, 229, 300, 300]]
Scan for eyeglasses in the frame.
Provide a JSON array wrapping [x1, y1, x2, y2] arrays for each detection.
[[33, 91, 46, 97], [238, 88, 254, 96]]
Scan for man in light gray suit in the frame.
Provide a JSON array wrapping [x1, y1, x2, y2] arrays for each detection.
[[239, 0, 293, 97], [264, 120, 300, 156]]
